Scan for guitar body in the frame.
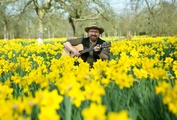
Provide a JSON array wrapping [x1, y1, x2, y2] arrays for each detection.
[[62, 42, 110, 61], [62, 44, 84, 57]]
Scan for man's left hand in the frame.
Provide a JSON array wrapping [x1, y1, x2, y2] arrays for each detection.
[[94, 44, 102, 54]]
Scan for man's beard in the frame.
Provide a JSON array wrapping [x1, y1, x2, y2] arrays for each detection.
[[90, 35, 98, 42]]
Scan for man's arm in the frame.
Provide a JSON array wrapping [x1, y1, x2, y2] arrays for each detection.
[[64, 42, 77, 53], [98, 51, 109, 59], [94, 45, 110, 59], [63, 38, 82, 56]]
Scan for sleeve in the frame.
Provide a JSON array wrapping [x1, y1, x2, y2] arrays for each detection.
[[101, 41, 111, 59], [102, 48, 110, 58], [66, 38, 83, 46]]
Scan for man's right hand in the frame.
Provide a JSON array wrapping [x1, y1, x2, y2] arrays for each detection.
[[72, 49, 81, 57]]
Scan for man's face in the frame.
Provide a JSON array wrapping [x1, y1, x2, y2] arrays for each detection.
[[88, 29, 100, 42]]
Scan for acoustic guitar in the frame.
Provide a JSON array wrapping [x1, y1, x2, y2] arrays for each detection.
[[62, 42, 111, 58]]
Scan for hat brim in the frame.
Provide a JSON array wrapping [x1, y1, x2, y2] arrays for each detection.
[[85, 26, 104, 34]]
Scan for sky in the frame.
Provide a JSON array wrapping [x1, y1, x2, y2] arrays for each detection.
[[108, 0, 129, 13]]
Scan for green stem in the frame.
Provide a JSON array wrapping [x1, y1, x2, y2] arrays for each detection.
[[65, 95, 72, 120]]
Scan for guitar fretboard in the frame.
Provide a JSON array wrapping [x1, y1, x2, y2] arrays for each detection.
[[79, 42, 110, 55]]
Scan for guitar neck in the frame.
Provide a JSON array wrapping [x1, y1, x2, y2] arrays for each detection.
[[79, 42, 110, 55], [79, 47, 94, 54]]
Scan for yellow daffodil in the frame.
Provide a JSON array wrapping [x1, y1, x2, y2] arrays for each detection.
[[108, 110, 131, 120], [82, 103, 106, 120]]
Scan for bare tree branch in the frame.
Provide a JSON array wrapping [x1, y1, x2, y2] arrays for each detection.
[[33, 0, 39, 8], [72, 11, 104, 21], [20, 0, 33, 14]]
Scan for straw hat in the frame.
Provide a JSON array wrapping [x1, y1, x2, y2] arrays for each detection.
[[85, 22, 104, 34]]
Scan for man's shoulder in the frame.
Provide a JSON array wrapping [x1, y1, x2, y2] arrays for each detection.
[[98, 38, 106, 43]]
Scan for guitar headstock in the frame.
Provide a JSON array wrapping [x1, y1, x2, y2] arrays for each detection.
[[101, 42, 111, 49]]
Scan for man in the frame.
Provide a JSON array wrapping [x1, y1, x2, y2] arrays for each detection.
[[63, 23, 110, 68]]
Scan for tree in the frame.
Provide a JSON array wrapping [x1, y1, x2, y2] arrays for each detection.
[[0, 0, 124, 39], [20, 0, 54, 40], [0, 0, 18, 39], [155, 1, 177, 35], [0, 2, 16, 39], [55, 0, 105, 37]]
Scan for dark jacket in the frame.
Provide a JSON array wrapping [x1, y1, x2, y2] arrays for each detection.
[[81, 37, 106, 62]]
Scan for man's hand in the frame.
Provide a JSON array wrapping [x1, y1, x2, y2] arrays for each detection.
[[72, 49, 80, 56], [94, 44, 102, 54]]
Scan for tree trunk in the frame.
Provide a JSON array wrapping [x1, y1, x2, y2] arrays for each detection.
[[3, 21, 7, 40], [68, 17, 75, 37], [37, 10, 45, 39]]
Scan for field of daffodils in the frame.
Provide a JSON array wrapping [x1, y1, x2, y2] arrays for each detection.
[[0, 36, 177, 120]]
